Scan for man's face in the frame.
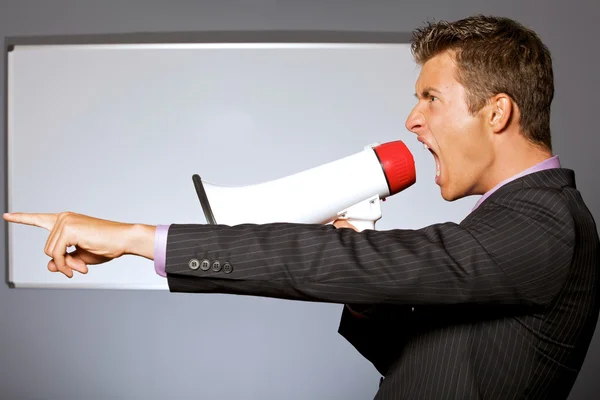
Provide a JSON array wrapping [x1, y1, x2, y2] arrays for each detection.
[[405, 51, 494, 201]]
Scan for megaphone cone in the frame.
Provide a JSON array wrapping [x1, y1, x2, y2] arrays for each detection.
[[192, 140, 416, 230]]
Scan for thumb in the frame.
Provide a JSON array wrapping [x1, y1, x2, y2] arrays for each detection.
[[333, 219, 359, 231]]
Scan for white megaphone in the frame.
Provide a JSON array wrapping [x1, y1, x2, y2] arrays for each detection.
[[192, 141, 416, 231]]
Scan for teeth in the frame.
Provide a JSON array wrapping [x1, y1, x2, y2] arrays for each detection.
[[423, 143, 429, 150], [436, 169, 440, 177]]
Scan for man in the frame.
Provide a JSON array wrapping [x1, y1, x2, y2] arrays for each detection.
[[4, 14, 599, 400]]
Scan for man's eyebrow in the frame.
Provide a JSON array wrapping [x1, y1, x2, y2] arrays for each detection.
[[414, 87, 442, 98]]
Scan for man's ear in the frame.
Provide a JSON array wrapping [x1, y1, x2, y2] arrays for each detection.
[[489, 94, 513, 133]]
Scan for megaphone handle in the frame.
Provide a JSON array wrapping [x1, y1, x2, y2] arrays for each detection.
[[337, 196, 382, 232]]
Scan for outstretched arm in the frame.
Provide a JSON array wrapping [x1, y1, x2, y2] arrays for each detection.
[[3, 187, 574, 310], [163, 187, 575, 309]]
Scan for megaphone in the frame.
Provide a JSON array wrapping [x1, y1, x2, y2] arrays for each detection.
[[192, 141, 416, 231]]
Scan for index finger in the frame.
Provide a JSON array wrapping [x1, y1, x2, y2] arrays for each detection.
[[3, 212, 58, 230]]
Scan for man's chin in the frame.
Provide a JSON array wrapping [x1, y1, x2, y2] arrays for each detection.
[[440, 192, 455, 202], [439, 185, 463, 202]]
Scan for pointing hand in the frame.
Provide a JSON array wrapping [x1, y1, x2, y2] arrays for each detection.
[[3, 211, 155, 278]]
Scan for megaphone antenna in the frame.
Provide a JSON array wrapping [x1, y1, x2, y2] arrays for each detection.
[[192, 174, 217, 224]]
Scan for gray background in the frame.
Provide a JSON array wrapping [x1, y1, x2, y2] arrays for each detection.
[[1, 1, 599, 399]]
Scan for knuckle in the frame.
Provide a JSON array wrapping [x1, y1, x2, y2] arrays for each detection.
[[59, 211, 74, 220], [52, 249, 63, 263]]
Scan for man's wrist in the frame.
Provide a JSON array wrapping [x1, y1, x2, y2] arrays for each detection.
[[125, 223, 156, 260]]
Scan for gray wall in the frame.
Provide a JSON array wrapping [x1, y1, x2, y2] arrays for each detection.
[[1, 1, 599, 399]]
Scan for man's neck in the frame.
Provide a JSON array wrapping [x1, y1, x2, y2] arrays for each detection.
[[470, 146, 559, 212], [481, 141, 553, 193]]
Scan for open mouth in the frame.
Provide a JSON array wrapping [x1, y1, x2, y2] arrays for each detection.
[[423, 143, 441, 182]]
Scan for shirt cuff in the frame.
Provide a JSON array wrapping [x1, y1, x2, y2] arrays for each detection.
[[154, 224, 171, 277]]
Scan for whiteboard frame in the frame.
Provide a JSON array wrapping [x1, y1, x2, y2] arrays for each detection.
[[3, 30, 412, 289]]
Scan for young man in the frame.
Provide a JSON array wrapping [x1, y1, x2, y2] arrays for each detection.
[[5, 15, 599, 400]]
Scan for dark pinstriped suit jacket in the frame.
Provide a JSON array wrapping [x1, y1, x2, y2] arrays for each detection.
[[164, 168, 600, 399]]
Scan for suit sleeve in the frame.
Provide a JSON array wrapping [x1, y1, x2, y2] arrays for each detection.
[[164, 187, 575, 309]]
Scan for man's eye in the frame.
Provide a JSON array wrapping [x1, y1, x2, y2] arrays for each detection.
[[430, 96, 437, 102]]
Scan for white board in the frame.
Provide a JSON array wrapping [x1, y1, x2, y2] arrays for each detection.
[[6, 37, 478, 289]]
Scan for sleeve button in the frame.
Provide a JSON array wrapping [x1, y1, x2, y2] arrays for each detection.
[[211, 260, 222, 272], [223, 263, 233, 274], [200, 259, 211, 271]]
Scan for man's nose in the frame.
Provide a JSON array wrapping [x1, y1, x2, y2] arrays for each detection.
[[405, 107, 425, 135]]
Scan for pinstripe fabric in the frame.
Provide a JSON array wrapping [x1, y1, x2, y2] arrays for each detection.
[[165, 168, 600, 399]]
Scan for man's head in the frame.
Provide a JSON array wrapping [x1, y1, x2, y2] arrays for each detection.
[[405, 15, 554, 201]]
